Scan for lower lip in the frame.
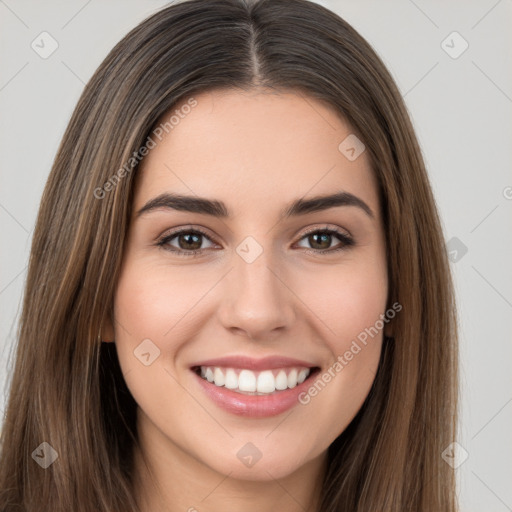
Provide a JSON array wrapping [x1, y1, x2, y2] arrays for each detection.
[[192, 369, 319, 418]]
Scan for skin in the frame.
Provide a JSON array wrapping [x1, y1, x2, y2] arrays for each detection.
[[103, 88, 389, 511]]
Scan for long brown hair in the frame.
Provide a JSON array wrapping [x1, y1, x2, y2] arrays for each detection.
[[0, 0, 459, 510]]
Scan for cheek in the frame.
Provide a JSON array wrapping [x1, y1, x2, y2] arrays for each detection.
[[305, 256, 388, 351], [332, 276, 387, 350], [111, 261, 208, 433], [113, 260, 209, 351], [293, 259, 387, 427]]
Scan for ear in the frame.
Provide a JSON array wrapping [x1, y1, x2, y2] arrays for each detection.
[[101, 315, 115, 343]]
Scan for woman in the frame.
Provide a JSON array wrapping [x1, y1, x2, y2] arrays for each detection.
[[0, 0, 459, 510]]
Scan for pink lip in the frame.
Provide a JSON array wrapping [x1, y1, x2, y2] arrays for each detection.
[[190, 355, 317, 371], [190, 359, 320, 418]]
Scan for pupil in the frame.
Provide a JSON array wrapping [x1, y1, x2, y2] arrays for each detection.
[[311, 233, 330, 250], [181, 233, 201, 250]]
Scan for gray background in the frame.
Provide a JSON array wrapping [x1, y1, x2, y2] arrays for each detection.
[[1, 0, 511, 510]]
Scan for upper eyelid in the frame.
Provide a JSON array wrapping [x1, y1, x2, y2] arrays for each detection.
[[299, 224, 352, 238], [159, 226, 217, 244]]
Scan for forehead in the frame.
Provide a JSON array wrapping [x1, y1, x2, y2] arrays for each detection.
[[135, 88, 379, 218]]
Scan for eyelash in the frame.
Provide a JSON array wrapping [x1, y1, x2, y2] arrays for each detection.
[[156, 225, 355, 257]]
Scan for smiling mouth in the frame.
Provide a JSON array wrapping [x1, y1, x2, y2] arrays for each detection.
[[191, 365, 321, 395]]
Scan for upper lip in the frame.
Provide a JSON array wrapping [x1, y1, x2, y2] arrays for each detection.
[[191, 355, 319, 371]]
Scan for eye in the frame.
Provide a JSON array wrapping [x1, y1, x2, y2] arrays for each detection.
[[156, 225, 354, 257], [295, 226, 354, 254], [157, 227, 217, 256]]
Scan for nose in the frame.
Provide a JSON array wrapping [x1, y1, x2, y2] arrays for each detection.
[[217, 245, 296, 342]]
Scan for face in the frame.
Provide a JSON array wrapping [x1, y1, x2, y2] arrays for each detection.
[[108, 88, 388, 482]]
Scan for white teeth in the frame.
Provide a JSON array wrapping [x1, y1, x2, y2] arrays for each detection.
[[256, 370, 275, 393], [225, 368, 238, 389], [238, 369, 256, 392], [297, 369, 308, 384], [213, 367, 225, 386], [275, 370, 288, 390], [197, 366, 312, 394], [287, 369, 298, 388]]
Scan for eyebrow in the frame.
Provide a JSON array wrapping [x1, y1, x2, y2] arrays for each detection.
[[136, 191, 374, 220]]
